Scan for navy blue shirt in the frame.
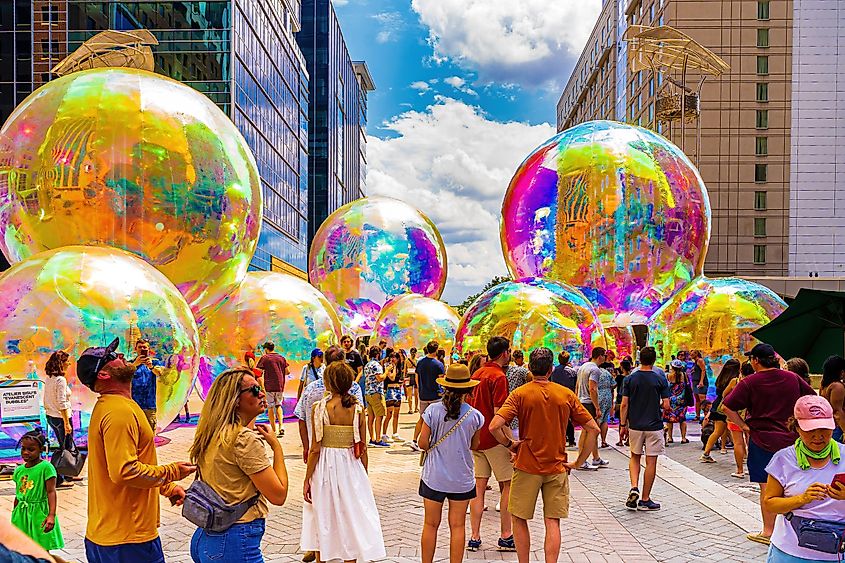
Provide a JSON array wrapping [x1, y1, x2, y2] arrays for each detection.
[[416, 356, 445, 401], [622, 368, 671, 432], [131, 358, 162, 411], [550, 364, 577, 391]]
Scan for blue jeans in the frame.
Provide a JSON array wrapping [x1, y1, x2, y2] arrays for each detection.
[[190, 519, 265, 562], [46, 414, 70, 486]]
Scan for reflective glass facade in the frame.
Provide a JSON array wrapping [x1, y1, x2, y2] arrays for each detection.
[[0, 0, 309, 274]]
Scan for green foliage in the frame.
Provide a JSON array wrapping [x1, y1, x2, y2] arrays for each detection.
[[455, 275, 511, 316]]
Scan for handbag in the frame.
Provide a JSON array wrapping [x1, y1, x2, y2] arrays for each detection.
[[50, 434, 86, 477], [420, 408, 473, 467], [785, 512, 845, 555], [683, 382, 695, 408], [182, 470, 260, 533]]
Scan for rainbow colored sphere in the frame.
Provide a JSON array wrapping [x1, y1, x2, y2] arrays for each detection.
[[0, 68, 262, 317], [0, 246, 199, 439], [455, 278, 602, 365], [648, 277, 786, 366], [592, 325, 636, 359], [501, 120, 711, 325], [371, 294, 460, 352], [309, 196, 447, 335], [197, 272, 341, 409]]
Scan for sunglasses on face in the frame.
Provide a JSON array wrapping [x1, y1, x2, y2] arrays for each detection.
[[239, 384, 262, 398]]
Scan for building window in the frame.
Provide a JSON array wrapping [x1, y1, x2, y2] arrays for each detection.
[[757, 56, 769, 75], [650, 4, 655, 22], [754, 245, 767, 264], [757, 83, 768, 102], [754, 218, 767, 237], [755, 163, 768, 182], [758, 1, 770, 20], [756, 109, 769, 129], [757, 29, 769, 48], [754, 191, 768, 210], [756, 137, 768, 155], [649, 78, 654, 96]]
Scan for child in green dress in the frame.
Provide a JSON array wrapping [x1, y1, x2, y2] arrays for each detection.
[[11, 429, 63, 551]]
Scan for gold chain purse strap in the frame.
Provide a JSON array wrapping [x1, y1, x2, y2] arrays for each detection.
[[420, 408, 473, 467]]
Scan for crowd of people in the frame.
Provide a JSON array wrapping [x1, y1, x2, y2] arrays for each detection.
[[6, 333, 845, 563]]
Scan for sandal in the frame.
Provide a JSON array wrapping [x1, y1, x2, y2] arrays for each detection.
[[667, 438, 675, 443], [681, 438, 689, 444], [746, 533, 771, 545], [600, 442, 609, 448], [731, 471, 746, 478]]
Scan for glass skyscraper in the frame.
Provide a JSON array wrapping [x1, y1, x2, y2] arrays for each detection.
[[298, 0, 374, 246], [0, 0, 309, 275]]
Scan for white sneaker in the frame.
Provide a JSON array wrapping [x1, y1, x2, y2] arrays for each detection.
[[408, 441, 422, 452], [392, 433, 402, 442], [381, 435, 391, 444], [578, 461, 599, 471], [592, 458, 610, 467]]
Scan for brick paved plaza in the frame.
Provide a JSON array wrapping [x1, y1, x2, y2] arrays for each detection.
[[0, 413, 770, 563]]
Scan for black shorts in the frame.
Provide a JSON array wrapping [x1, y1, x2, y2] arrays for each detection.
[[407, 374, 417, 387], [419, 480, 476, 503], [584, 402, 597, 420], [385, 400, 402, 408]]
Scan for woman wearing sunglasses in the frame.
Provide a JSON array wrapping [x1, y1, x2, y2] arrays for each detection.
[[188, 369, 289, 562]]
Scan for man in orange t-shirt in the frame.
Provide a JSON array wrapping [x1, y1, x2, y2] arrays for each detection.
[[465, 336, 515, 552], [491, 347, 599, 563]]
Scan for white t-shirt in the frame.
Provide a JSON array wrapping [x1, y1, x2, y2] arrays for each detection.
[[299, 364, 324, 386], [42, 375, 71, 418], [766, 442, 845, 561], [576, 361, 601, 404]]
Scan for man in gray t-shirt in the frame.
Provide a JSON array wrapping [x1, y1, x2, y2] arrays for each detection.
[[575, 347, 607, 470]]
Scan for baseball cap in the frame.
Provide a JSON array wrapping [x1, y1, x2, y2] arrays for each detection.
[[794, 395, 836, 432], [745, 343, 776, 359], [76, 337, 120, 391], [670, 359, 685, 369], [311, 348, 324, 358]]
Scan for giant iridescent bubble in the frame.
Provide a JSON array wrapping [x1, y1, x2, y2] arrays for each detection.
[[0, 68, 262, 318], [309, 196, 447, 335], [455, 278, 602, 365], [649, 277, 787, 367], [501, 120, 711, 326], [198, 272, 341, 411], [371, 294, 460, 352], [0, 246, 199, 439]]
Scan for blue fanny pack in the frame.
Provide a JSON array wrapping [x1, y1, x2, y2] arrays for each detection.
[[786, 512, 845, 555]]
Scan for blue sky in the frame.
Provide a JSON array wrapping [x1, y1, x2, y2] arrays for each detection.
[[334, 0, 602, 303]]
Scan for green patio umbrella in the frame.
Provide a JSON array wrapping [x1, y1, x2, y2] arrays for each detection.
[[751, 289, 845, 373]]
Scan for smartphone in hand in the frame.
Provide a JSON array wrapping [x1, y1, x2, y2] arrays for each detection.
[[830, 473, 845, 488]]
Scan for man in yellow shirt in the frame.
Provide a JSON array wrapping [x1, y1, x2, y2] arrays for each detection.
[[76, 337, 196, 563]]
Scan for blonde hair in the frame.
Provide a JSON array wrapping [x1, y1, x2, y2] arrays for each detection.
[[189, 368, 252, 464]]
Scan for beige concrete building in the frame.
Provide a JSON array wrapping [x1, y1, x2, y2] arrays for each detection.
[[558, 0, 807, 279]]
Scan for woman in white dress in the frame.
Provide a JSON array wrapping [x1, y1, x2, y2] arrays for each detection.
[[301, 361, 386, 562]]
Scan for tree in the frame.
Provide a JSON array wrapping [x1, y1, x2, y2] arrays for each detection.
[[455, 276, 511, 316]]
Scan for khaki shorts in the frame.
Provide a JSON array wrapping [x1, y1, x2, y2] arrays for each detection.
[[265, 391, 285, 408], [629, 429, 665, 457], [472, 445, 513, 482], [508, 468, 570, 520], [419, 399, 438, 414], [365, 394, 386, 417]]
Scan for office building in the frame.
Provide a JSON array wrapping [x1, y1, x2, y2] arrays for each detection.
[[298, 0, 374, 246], [557, 0, 845, 281], [0, 0, 310, 276]]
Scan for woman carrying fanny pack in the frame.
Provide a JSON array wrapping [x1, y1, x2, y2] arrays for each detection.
[[188, 368, 289, 563], [763, 395, 845, 562]]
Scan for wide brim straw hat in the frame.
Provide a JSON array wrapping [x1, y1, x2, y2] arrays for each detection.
[[436, 363, 480, 389]]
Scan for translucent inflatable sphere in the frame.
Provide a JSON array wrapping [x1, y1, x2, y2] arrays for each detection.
[[649, 277, 787, 366], [456, 278, 602, 365], [309, 196, 447, 335], [0, 68, 262, 317], [501, 120, 711, 325], [198, 272, 341, 410], [592, 324, 636, 359], [371, 294, 460, 352], [0, 246, 199, 439]]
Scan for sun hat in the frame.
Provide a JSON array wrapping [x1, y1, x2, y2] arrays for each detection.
[[76, 337, 120, 391], [436, 364, 480, 390], [670, 359, 685, 369], [794, 395, 836, 432]]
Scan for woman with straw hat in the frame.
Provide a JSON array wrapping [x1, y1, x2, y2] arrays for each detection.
[[418, 364, 484, 563]]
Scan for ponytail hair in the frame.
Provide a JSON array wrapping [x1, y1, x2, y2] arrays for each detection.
[[442, 388, 473, 421], [324, 362, 358, 408]]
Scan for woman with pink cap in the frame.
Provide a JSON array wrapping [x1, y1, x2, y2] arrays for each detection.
[[762, 395, 845, 561]]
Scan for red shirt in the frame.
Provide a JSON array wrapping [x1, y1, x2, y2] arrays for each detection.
[[721, 368, 816, 452], [467, 362, 509, 451], [256, 353, 288, 392]]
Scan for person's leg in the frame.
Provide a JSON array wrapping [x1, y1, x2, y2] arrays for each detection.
[[405, 387, 413, 413], [567, 419, 576, 446], [543, 518, 561, 563], [600, 421, 608, 447], [367, 406, 375, 440], [447, 499, 470, 563], [703, 421, 726, 456], [267, 401, 277, 434], [680, 421, 687, 441], [469, 477, 488, 542], [184, 401, 191, 421], [731, 429, 746, 474], [499, 479, 513, 539], [512, 516, 531, 563], [421, 498, 443, 563], [375, 415, 384, 440], [45, 416, 67, 486], [694, 393, 702, 420], [629, 452, 641, 489], [665, 422, 673, 442], [642, 455, 658, 501]]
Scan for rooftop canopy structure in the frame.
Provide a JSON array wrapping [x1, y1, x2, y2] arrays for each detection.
[[51, 29, 158, 76]]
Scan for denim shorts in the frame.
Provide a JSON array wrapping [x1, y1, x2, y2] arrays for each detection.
[[85, 537, 164, 563], [190, 518, 266, 563], [748, 438, 777, 483]]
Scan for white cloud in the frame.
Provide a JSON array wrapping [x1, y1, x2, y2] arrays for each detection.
[[411, 0, 602, 89], [376, 31, 393, 43], [444, 76, 465, 89], [333, 0, 349, 5], [372, 11, 403, 43], [410, 81, 430, 92], [367, 98, 555, 304]]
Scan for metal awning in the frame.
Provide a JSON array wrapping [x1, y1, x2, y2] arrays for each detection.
[[624, 25, 729, 76], [51, 29, 158, 76]]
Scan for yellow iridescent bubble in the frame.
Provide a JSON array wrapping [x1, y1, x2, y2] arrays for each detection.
[[455, 278, 603, 365], [0, 246, 199, 439], [0, 68, 262, 318], [649, 277, 787, 367], [591, 324, 636, 359], [371, 294, 460, 352], [198, 272, 341, 411], [309, 196, 448, 336]]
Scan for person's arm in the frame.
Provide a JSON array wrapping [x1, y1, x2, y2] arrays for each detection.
[[697, 359, 706, 387], [376, 366, 387, 382], [42, 476, 56, 533], [251, 424, 288, 505], [565, 418, 600, 470], [619, 396, 629, 439], [489, 414, 518, 449], [298, 420, 309, 464], [358, 407, 369, 472], [829, 383, 845, 433], [0, 519, 56, 562], [56, 377, 72, 433], [303, 430, 321, 504], [418, 420, 432, 450], [762, 474, 828, 515], [589, 378, 600, 416]]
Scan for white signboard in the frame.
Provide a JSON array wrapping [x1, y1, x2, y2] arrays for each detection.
[[0, 380, 42, 424]]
